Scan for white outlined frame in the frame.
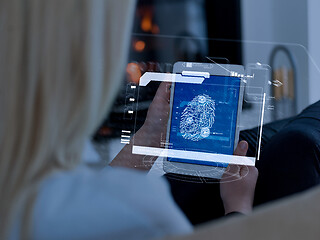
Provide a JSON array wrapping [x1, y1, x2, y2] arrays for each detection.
[[132, 62, 268, 178]]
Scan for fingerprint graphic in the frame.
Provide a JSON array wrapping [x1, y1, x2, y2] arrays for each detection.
[[180, 94, 215, 141]]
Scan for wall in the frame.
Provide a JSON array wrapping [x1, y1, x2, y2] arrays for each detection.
[[241, 0, 311, 113], [308, 0, 320, 105]]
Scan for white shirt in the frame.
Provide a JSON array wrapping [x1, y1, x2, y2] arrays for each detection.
[[29, 165, 192, 240]]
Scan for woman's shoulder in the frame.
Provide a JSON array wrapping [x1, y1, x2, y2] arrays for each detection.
[[32, 165, 192, 240]]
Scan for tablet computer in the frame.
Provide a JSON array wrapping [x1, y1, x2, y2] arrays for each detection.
[[163, 62, 245, 179]]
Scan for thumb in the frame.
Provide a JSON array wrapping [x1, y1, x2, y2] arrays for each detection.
[[234, 141, 248, 156], [154, 82, 171, 103]]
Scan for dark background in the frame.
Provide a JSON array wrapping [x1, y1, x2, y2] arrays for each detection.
[[93, 0, 242, 142]]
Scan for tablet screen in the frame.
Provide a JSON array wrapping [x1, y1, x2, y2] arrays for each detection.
[[168, 75, 241, 167]]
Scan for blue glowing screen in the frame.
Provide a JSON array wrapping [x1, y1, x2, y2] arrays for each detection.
[[168, 75, 241, 166]]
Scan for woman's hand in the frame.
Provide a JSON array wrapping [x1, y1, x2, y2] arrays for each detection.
[[219, 141, 259, 215], [110, 82, 171, 170], [134, 82, 171, 148]]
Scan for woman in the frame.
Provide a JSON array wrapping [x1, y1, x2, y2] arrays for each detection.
[[0, 0, 257, 239]]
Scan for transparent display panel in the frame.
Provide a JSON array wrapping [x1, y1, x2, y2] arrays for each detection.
[[101, 34, 320, 182]]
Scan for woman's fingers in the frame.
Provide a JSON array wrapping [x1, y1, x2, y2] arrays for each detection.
[[233, 141, 248, 156]]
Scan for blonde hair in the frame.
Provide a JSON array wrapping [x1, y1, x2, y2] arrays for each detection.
[[0, 0, 135, 238]]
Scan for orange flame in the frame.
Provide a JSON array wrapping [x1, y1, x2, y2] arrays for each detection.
[[126, 62, 142, 84], [141, 13, 152, 32], [134, 40, 146, 52]]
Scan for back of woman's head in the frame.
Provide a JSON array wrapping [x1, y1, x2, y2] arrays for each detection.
[[0, 0, 135, 238]]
